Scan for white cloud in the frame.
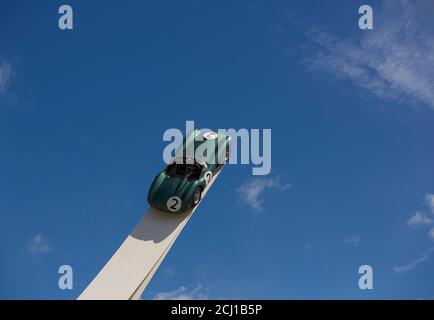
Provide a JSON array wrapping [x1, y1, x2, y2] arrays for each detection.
[[344, 236, 361, 247], [426, 194, 434, 214], [395, 194, 434, 273], [237, 177, 290, 211], [393, 248, 434, 274], [28, 234, 53, 254], [153, 284, 208, 300], [0, 59, 12, 94], [304, 0, 434, 109], [407, 211, 433, 227]]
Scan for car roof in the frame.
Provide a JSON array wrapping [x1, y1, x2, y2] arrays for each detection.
[[174, 129, 229, 167]]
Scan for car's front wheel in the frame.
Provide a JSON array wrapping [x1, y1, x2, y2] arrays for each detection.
[[192, 188, 202, 207]]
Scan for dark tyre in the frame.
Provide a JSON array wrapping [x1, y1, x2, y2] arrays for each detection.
[[192, 188, 202, 207]]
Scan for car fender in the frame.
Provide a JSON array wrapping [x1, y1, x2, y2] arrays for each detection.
[[182, 180, 205, 210], [147, 172, 165, 202]]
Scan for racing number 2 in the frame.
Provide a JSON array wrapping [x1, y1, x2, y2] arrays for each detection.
[[166, 196, 182, 212]]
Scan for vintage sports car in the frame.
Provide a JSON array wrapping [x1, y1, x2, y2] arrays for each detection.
[[147, 129, 231, 213]]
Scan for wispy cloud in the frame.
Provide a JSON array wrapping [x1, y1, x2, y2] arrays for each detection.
[[303, 0, 434, 109], [28, 234, 53, 254], [395, 195, 434, 273], [237, 177, 290, 211], [393, 248, 434, 274], [0, 58, 13, 94], [426, 194, 434, 213], [153, 284, 209, 300], [407, 194, 434, 240], [344, 236, 361, 247], [407, 211, 433, 227]]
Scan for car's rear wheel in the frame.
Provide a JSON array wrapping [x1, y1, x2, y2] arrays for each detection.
[[192, 188, 202, 207]]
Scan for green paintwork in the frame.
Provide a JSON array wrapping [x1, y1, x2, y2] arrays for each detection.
[[148, 129, 231, 213]]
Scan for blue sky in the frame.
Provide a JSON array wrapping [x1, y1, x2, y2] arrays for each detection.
[[1, 0, 434, 299]]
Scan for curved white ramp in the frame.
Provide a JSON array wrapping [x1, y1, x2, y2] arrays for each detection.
[[78, 170, 222, 300]]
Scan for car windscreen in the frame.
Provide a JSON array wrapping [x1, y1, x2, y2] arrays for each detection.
[[165, 163, 202, 180]]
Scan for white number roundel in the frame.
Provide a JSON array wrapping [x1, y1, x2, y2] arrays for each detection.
[[204, 171, 213, 185], [166, 196, 182, 212]]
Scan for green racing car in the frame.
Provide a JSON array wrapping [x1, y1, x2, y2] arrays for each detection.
[[147, 129, 231, 213]]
